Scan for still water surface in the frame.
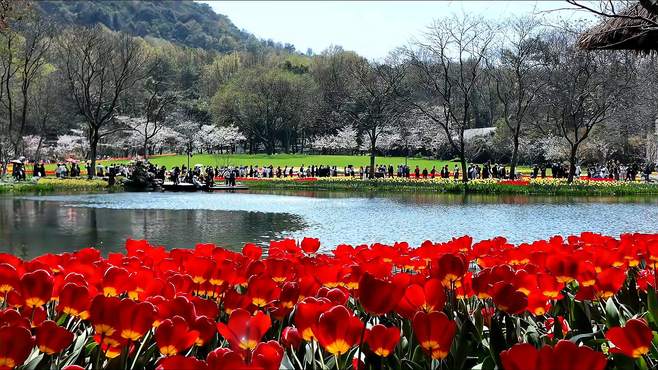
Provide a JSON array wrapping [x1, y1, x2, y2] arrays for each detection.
[[1, 191, 658, 257]]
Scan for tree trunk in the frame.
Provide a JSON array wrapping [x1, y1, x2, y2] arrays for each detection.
[[369, 149, 376, 179], [509, 134, 520, 180], [567, 145, 578, 184], [460, 154, 468, 183], [88, 134, 99, 179], [143, 137, 149, 159]]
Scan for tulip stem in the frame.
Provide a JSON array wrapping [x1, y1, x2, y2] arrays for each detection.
[[129, 330, 150, 370], [318, 341, 326, 369], [356, 314, 369, 370], [335, 354, 341, 370], [290, 345, 304, 370], [311, 340, 318, 370], [94, 334, 104, 370]]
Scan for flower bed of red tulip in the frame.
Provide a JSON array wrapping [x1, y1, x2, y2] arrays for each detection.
[[2, 233, 658, 370]]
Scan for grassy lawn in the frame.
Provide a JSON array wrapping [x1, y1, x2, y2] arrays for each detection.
[[90, 153, 532, 173]]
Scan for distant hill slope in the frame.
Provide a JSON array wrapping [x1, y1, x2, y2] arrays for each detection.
[[35, 0, 271, 53]]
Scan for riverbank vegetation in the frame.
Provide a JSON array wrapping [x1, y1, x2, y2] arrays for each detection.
[[246, 177, 658, 196], [0, 178, 113, 194]]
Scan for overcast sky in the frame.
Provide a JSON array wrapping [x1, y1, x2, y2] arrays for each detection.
[[201, 1, 594, 59]]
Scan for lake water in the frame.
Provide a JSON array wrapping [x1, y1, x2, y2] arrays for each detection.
[[2, 191, 658, 257]]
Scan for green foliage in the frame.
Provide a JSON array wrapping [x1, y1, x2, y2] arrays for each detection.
[[34, 0, 272, 53], [0, 178, 114, 194], [211, 66, 319, 154]]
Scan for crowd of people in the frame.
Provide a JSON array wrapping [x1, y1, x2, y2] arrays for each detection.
[[5, 157, 656, 185]]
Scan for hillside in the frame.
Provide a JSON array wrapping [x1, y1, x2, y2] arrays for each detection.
[[35, 0, 279, 53]]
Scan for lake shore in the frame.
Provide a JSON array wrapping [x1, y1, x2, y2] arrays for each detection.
[[2, 176, 658, 196], [245, 177, 658, 196], [0, 177, 117, 194]]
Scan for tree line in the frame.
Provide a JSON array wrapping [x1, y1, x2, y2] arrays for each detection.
[[0, 3, 656, 181]]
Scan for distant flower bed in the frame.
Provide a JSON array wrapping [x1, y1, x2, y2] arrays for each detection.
[[1, 233, 658, 369], [246, 176, 658, 195], [0, 178, 112, 194]]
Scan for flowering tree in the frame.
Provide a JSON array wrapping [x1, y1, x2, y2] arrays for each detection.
[[55, 129, 89, 159], [311, 126, 359, 154], [21, 135, 43, 160]]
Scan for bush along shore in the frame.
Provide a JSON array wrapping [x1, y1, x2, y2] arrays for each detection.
[[0, 177, 117, 194], [245, 177, 658, 196]]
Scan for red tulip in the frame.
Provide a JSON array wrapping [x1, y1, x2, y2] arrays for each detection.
[[546, 255, 579, 284], [156, 355, 208, 370], [206, 348, 249, 369], [593, 268, 626, 300], [0, 309, 30, 329], [247, 275, 280, 308], [500, 340, 606, 370], [0, 326, 34, 369], [365, 324, 400, 357], [281, 326, 302, 349], [222, 288, 252, 315], [217, 308, 271, 351], [358, 272, 407, 315], [318, 287, 349, 305], [266, 258, 294, 283], [301, 237, 321, 254], [117, 299, 156, 341], [314, 305, 364, 356], [294, 297, 333, 341], [412, 311, 456, 360], [36, 320, 74, 355], [20, 269, 53, 308], [156, 316, 200, 356], [526, 291, 551, 316], [184, 256, 215, 284], [192, 315, 216, 347], [242, 243, 262, 260], [432, 253, 467, 288], [492, 282, 528, 314], [252, 341, 285, 370], [57, 283, 91, 320], [606, 319, 653, 358], [396, 278, 446, 319], [102, 266, 130, 297], [0, 264, 19, 294]]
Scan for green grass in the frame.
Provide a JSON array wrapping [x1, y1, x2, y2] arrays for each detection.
[[93, 153, 532, 173], [0, 178, 116, 194]]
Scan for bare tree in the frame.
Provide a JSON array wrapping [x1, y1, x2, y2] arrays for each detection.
[[58, 26, 147, 178], [0, 7, 52, 176], [541, 29, 631, 182], [127, 72, 177, 159], [406, 15, 495, 182], [344, 57, 409, 178], [490, 16, 546, 178]]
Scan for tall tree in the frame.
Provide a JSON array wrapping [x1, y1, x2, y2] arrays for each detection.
[[407, 15, 495, 182], [58, 26, 147, 177], [541, 29, 631, 182], [490, 16, 545, 178], [211, 66, 317, 154], [344, 57, 409, 178], [0, 4, 52, 174]]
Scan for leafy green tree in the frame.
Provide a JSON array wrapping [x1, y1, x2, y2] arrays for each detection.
[[211, 66, 317, 154]]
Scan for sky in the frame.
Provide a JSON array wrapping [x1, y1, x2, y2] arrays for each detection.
[[201, 1, 595, 60]]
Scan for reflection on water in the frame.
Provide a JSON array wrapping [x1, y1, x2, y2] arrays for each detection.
[[2, 190, 658, 257], [0, 196, 305, 257]]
